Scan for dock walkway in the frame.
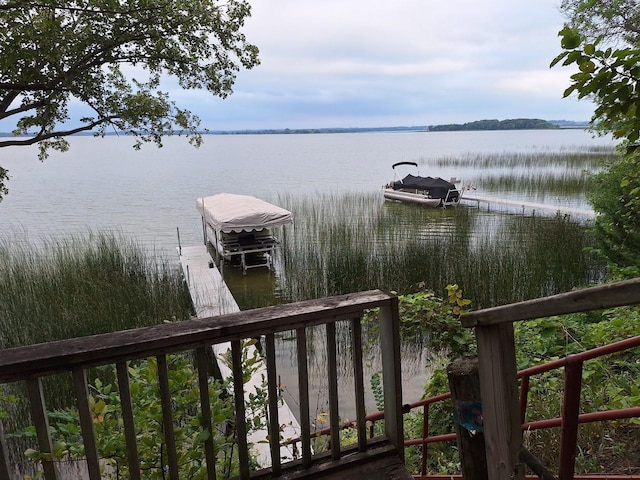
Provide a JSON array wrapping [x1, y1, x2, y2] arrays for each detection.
[[460, 192, 596, 218], [179, 245, 302, 467]]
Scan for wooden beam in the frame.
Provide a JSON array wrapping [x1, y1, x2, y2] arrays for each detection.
[[447, 357, 487, 480], [231, 340, 250, 480], [326, 322, 341, 460], [195, 348, 218, 480], [26, 378, 59, 480], [157, 355, 179, 480], [72, 368, 101, 480], [351, 318, 367, 453], [476, 323, 523, 480], [0, 290, 395, 384], [264, 334, 282, 474], [379, 298, 404, 461], [296, 328, 312, 468], [461, 278, 640, 328], [0, 419, 12, 480], [116, 361, 142, 480]]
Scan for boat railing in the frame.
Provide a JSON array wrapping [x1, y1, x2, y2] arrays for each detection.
[[0, 290, 404, 480]]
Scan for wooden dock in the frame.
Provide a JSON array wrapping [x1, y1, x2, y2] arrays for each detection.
[[178, 245, 303, 467], [460, 192, 596, 218]]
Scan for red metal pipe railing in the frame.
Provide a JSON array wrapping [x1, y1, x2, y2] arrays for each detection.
[[559, 355, 584, 480], [289, 335, 639, 479]]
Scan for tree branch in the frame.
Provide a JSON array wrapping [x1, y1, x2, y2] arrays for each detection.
[[0, 99, 48, 120], [0, 90, 21, 114], [0, 117, 117, 148], [0, 1, 168, 16]]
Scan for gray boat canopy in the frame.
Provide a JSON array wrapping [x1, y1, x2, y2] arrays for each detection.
[[196, 193, 293, 233]]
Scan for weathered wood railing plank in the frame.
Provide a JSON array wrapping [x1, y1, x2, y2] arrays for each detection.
[[0, 419, 11, 480], [379, 299, 404, 461], [157, 354, 180, 480], [195, 347, 218, 480], [326, 322, 341, 461], [351, 318, 367, 452], [72, 368, 101, 480], [461, 277, 640, 327], [476, 323, 523, 480], [264, 333, 282, 474], [296, 327, 313, 468], [459, 278, 640, 480], [0, 290, 395, 384], [116, 361, 142, 480], [0, 290, 404, 479], [26, 378, 59, 480], [231, 340, 251, 480]]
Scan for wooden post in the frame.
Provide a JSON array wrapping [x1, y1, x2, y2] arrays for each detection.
[[26, 378, 59, 480], [475, 323, 524, 480], [447, 356, 487, 480], [0, 419, 11, 480], [379, 299, 404, 460]]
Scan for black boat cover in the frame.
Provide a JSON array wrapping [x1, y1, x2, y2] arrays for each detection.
[[392, 175, 460, 200]]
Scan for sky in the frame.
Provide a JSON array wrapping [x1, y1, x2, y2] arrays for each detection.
[[175, 0, 596, 131], [1, 0, 597, 133]]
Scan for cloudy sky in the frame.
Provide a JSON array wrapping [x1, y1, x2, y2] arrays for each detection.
[[179, 0, 595, 131]]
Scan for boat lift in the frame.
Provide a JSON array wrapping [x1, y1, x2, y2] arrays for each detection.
[[196, 193, 293, 274]]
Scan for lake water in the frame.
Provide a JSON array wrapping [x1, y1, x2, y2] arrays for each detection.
[[0, 129, 617, 421], [0, 129, 615, 257]]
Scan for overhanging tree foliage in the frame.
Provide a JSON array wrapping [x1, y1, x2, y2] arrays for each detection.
[[553, 1, 640, 276], [0, 0, 260, 199], [559, 0, 640, 45]]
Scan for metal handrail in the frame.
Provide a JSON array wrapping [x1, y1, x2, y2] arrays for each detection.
[[302, 334, 640, 478], [407, 334, 640, 478]]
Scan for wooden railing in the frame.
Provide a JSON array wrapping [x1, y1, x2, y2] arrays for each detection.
[[459, 278, 640, 480], [0, 290, 404, 480]]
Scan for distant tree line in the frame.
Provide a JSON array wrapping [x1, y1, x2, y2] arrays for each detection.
[[428, 118, 560, 132]]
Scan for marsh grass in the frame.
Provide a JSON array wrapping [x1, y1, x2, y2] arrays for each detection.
[[0, 231, 192, 350], [424, 149, 620, 202], [478, 171, 588, 197], [0, 232, 194, 475], [275, 192, 605, 309], [427, 148, 618, 170]]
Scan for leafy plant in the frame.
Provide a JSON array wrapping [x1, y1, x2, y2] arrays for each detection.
[[10, 345, 272, 479]]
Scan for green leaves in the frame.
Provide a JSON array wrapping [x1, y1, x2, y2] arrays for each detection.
[[552, 18, 640, 143], [0, 0, 260, 161], [12, 351, 268, 479], [554, 4, 640, 271], [559, 26, 582, 49]]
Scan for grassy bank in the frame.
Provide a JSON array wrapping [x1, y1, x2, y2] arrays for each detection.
[[0, 231, 192, 349]]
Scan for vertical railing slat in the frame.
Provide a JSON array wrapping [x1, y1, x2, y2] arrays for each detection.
[[558, 356, 583, 480], [421, 403, 429, 476], [195, 347, 218, 480], [351, 318, 367, 452], [157, 354, 180, 480], [264, 333, 282, 474], [26, 378, 59, 480], [0, 418, 12, 480], [116, 361, 142, 480], [296, 327, 312, 467], [379, 299, 404, 460], [326, 322, 341, 460], [72, 368, 101, 480], [231, 340, 251, 480]]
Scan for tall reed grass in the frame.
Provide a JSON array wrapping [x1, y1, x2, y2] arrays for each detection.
[[274, 192, 605, 309], [0, 232, 194, 475], [427, 149, 618, 170], [0, 231, 192, 349]]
